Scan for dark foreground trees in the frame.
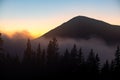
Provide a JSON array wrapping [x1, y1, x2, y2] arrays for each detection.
[[0, 34, 120, 79]]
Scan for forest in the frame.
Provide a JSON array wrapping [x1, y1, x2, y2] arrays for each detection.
[[0, 33, 120, 80]]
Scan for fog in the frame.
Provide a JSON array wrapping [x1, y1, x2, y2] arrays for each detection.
[[2, 31, 33, 58], [33, 37, 116, 63], [2, 33, 117, 63]]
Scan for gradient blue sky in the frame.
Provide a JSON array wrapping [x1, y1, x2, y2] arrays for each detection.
[[0, 0, 120, 38]]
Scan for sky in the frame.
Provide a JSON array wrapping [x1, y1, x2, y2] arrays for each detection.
[[0, 0, 120, 38]]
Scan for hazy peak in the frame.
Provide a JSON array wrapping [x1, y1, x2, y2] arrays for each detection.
[[40, 16, 120, 45]]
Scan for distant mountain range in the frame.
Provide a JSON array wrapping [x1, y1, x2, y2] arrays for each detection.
[[41, 16, 120, 45]]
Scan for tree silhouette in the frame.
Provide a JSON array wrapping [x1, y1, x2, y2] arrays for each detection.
[[110, 60, 115, 74], [41, 49, 46, 73], [0, 33, 5, 64], [46, 37, 59, 73], [78, 48, 84, 65], [87, 49, 96, 70], [70, 44, 78, 72], [101, 60, 110, 80], [77, 48, 85, 77], [1, 37, 120, 79], [95, 53, 100, 73], [36, 43, 41, 63], [114, 45, 120, 72], [0, 33, 6, 77], [63, 48, 70, 63], [112, 45, 120, 79], [70, 44, 77, 58], [61, 48, 70, 72], [86, 49, 100, 79], [23, 39, 33, 64]]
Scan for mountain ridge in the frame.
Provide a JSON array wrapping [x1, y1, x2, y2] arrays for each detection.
[[39, 16, 120, 44]]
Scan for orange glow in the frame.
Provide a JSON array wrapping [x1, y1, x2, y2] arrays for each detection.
[[0, 16, 71, 38], [0, 14, 120, 39], [2, 30, 34, 39]]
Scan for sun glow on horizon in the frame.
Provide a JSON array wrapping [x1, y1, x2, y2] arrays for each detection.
[[1, 15, 120, 39], [1, 14, 120, 39], [0, 0, 120, 38]]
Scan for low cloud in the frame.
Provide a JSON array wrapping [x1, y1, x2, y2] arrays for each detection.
[[1, 32, 117, 63], [33, 37, 117, 63], [8, 30, 34, 39], [2, 30, 33, 58]]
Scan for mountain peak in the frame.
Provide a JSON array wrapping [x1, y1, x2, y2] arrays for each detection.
[[69, 16, 90, 22], [41, 16, 120, 44], [71, 16, 90, 19], [69, 16, 102, 23]]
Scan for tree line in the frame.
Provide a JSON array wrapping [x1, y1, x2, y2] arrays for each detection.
[[0, 33, 120, 79]]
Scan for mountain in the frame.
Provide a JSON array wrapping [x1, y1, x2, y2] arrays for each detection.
[[41, 16, 120, 44]]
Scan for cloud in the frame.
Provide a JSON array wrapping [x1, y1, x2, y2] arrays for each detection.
[[33, 37, 117, 63], [1, 31, 117, 63], [2, 30, 33, 58], [8, 30, 33, 39]]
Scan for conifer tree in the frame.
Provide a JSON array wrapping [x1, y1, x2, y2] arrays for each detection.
[[70, 44, 77, 72], [47, 38, 59, 63], [71, 44, 77, 59], [23, 39, 33, 64], [101, 60, 110, 79], [78, 48, 84, 65], [0, 33, 5, 64], [87, 49, 100, 74], [114, 45, 120, 72], [37, 43, 41, 64]]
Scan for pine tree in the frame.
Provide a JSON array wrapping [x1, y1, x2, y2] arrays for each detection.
[[63, 48, 70, 67], [70, 44, 77, 72], [23, 39, 33, 64], [87, 49, 96, 68], [114, 45, 120, 72], [109, 60, 115, 79], [86, 49, 100, 78], [78, 48, 84, 65], [47, 38, 59, 64], [0, 33, 5, 64], [95, 53, 100, 72], [77, 48, 85, 74], [110, 60, 115, 73], [70, 44, 77, 59], [0, 33, 3, 51], [36, 43, 41, 64], [41, 49, 46, 66], [101, 60, 110, 79], [63, 48, 70, 61]]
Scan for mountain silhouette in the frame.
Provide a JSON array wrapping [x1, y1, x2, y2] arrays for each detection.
[[41, 16, 120, 44]]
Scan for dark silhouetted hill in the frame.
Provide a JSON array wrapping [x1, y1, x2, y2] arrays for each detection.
[[41, 16, 120, 44]]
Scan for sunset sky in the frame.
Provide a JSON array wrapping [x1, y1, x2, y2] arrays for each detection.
[[0, 0, 120, 38]]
